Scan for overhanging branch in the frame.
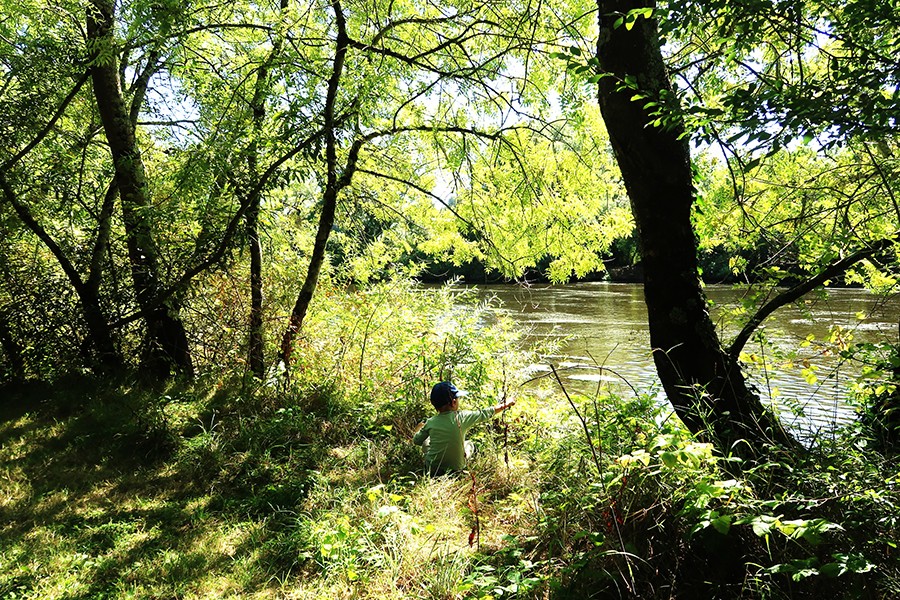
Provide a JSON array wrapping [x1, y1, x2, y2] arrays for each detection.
[[728, 232, 900, 361], [1, 71, 90, 172]]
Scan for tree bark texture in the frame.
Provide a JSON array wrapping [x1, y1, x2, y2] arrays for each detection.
[[87, 0, 193, 379], [595, 0, 795, 454]]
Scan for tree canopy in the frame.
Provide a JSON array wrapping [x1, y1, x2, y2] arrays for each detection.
[[2, 0, 899, 455]]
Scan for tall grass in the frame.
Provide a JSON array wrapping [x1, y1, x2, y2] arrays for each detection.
[[1, 280, 898, 599]]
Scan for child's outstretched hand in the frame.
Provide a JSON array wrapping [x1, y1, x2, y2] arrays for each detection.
[[494, 398, 515, 413]]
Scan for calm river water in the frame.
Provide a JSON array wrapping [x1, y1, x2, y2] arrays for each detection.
[[470, 283, 900, 435]]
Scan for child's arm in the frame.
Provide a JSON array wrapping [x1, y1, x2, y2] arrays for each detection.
[[412, 421, 428, 445], [491, 399, 515, 414]]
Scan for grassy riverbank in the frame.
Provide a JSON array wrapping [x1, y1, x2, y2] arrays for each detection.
[[1, 372, 898, 599], [2, 285, 898, 599]]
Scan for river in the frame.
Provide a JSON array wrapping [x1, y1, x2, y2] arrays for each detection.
[[470, 282, 900, 436]]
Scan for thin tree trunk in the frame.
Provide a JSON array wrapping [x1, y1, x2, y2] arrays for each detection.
[[0, 173, 122, 372], [247, 195, 265, 377], [245, 0, 289, 379], [246, 96, 266, 378], [87, 0, 192, 379], [280, 0, 351, 369], [0, 307, 25, 381], [280, 185, 340, 368], [0, 68, 122, 373], [595, 0, 795, 455]]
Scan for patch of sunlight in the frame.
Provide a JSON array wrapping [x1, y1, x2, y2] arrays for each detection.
[[0, 467, 31, 507], [188, 580, 254, 599], [280, 580, 359, 600], [69, 480, 118, 513], [0, 421, 33, 461], [329, 446, 352, 459], [193, 518, 257, 559], [116, 526, 158, 555]]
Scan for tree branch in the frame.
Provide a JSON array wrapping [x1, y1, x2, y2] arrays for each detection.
[[1, 71, 90, 172], [728, 232, 900, 360], [0, 173, 85, 292]]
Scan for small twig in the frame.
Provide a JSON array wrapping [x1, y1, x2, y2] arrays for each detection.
[[501, 361, 510, 473], [550, 363, 603, 478]]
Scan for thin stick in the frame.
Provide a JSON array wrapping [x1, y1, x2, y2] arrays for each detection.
[[501, 361, 510, 473], [550, 363, 603, 478]]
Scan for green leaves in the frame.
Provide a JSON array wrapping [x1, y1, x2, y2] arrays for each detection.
[[734, 514, 843, 545], [765, 553, 875, 581], [691, 509, 733, 535], [447, 109, 631, 283], [673, 0, 900, 146], [550, 46, 605, 83], [613, 7, 655, 31]]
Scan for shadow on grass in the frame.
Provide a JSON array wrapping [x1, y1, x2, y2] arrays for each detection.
[[0, 376, 336, 597]]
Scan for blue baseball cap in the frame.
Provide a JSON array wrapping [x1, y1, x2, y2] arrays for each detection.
[[430, 381, 467, 408]]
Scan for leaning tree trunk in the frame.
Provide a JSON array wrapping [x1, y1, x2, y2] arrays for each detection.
[[595, 0, 795, 455], [280, 181, 340, 368], [0, 173, 123, 373], [87, 0, 193, 379], [280, 0, 350, 370]]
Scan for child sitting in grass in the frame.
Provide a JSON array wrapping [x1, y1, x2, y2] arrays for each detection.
[[413, 381, 515, 476]]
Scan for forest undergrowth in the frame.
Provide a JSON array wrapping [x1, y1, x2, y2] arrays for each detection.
[[1, 284, 898, 599]]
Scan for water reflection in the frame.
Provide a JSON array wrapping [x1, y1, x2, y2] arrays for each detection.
[[470, 282, 900, 435]]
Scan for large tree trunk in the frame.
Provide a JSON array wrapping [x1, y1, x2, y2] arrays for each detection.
[[595, 1, 795, 455], [87, 0, 193, 379]]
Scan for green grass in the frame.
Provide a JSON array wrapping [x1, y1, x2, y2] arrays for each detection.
[[1, 375, 898, 599], [0, 378, 548, 599]]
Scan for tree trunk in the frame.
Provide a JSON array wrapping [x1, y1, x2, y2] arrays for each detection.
[[247, 196, 265, 378], [246, 95, 266, 378], [280, 185, 340, 368], [0, 66, 122, 374], [76, 288, 121, 371], [0, 174, 123, 373], [595, 0, 795, 455], [280, 0, 350, 369], [87, 0, 192, 379], [245, 0, 289, 379], [0, 307, 25, 381]]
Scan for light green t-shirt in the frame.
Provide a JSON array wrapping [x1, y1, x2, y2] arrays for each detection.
[[413, 408, 494, 474]]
